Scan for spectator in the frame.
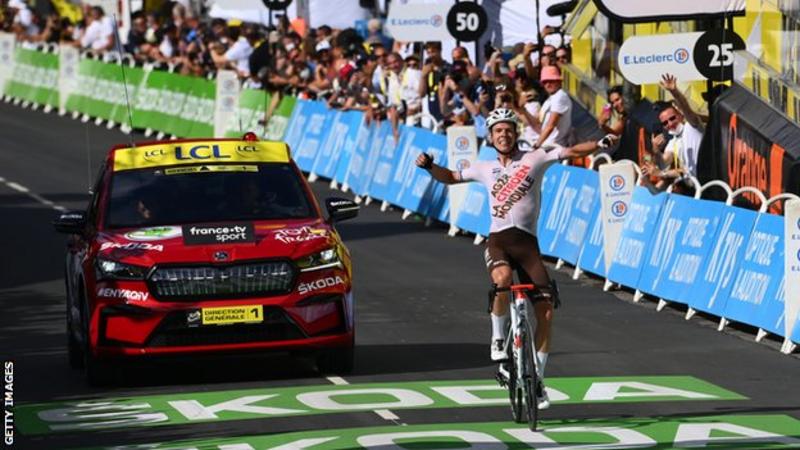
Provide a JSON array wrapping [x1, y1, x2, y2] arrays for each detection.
[[598, 85, 627, 137], [555, 47, 570, 66], [79, 6, 115, 52], [535, 66, 572, 147], [646, 75, 705, 190], [418, 41, 449, 127], [211, 23, 259, 78], [9, 0, 40, 41]]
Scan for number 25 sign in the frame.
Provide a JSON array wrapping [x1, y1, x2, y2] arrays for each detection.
[[618, 29, 745, 84]]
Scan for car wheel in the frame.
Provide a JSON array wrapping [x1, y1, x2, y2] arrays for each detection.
[[316, 344, 355, 375], [80, 294, 113, 386], [66, 276, 84, 369]]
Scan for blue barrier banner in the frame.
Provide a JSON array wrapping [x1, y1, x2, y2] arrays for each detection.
[[361, 121, 393, 198], [539, 166, 594, 265], [425, 132, 450, 221], [385, 126, 420, 205], [343, 121, 377, 196], [395, 128, 448, 215], [454, 146, 496, 236], [722, 212, 786, 336], [310, 110, 346, 179], [687, 205, 758, 318], [333, 111, 365, 185], [294, 101, 334, 172], [641, 196, 726, 304], [576, 199, 606, 277], [607, 187, 667, 288], [537, 164, 568, 255], [283, 99, 309, 155], [793, 312, 800, 345], [637, 194, 690, 301], [367, 124, 406, 202]]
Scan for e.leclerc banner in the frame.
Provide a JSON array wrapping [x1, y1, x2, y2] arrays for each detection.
[[687, 204, 758, 318], [606, 187, 667, 289], [446, 125, 479, 228], [598, 162, 636, 273]]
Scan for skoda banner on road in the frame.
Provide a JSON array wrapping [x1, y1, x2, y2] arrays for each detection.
[[598, 162, 635, 272]]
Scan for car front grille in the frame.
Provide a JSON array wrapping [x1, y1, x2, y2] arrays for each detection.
[[147, 307, 306, 347], [149, 260, 295, 301]]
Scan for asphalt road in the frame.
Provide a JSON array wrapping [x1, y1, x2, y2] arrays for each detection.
[[1, 101, 798, 450]]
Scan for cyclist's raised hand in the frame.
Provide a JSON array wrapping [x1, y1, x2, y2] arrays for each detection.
[[415, 152, 434, 170]]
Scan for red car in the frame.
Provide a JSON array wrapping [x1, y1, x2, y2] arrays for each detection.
[[54, 136, 359, 384]]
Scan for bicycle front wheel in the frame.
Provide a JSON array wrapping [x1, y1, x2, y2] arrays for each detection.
[[507, 340, 524, 423], [522, 319, 539, 430]]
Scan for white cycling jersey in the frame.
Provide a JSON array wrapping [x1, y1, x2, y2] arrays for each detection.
[[458, 146, 565, 236]]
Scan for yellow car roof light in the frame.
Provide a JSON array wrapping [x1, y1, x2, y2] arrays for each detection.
[[112, 140, 291, 172]]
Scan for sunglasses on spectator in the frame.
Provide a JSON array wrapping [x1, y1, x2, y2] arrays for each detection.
[[542, 51, 555, 57], [661, 115, 679, 126], [556, 54, 568, 60]]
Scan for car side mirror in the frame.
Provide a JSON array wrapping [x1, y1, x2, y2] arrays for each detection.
[[325, 197, 359, 223], [53, 211, 87, 234]]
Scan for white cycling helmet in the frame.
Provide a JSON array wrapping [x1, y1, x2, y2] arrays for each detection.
[[486, 107, 519, 131]]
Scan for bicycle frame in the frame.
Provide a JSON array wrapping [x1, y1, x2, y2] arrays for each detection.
[[490, 283, 541, 430]]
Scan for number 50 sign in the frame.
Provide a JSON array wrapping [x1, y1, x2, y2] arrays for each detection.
[[618, 29, 745, 84]]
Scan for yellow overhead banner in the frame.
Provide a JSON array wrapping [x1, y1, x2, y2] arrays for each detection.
[[113, 141, 290, 172]]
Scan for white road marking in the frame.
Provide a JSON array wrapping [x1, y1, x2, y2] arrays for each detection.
[[324, 376, 405, 424], [1, 178, 66, 211], [325, 376, 349, 385]]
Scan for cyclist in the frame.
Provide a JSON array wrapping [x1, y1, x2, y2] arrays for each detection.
[[415, 107, 611, 409]]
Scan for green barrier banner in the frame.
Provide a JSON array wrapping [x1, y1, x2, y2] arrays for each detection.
[[173, 76, 215, 138], [224, 87, 269, 138], [132, 70, 176, 133], [5, 48, 58, 107], [181, 77, 216, 138], [63, 57, 95, 115], [107, 66, 145, 127], [264, 94, 297, 141]]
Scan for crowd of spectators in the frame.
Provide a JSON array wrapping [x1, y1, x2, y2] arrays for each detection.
[[1, 0, 708, 192]]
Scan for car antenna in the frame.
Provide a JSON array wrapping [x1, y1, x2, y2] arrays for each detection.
[[112, 14, 136, 151]]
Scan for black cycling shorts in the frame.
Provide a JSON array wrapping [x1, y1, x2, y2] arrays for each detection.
[[484, 227, 555, 301]]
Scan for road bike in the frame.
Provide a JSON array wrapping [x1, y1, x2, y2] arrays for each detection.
[[489, 283, 546, 431]]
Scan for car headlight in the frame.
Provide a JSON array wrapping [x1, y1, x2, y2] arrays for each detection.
[[96, 258, 148, 280], [296, 248, 342, 272]]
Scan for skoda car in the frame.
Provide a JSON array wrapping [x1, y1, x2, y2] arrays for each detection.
[[54, 136, 359, 384]]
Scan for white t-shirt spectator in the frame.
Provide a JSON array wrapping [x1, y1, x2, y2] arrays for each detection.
[[158, 37, 174, 58], [81, 16, 115, 50], [666, 122, 704, 177], [13, 6, 40, 37], [522, 101, 541, 145], [225, 37, 253, 76], [400, 68, 422, 110], [539, 88, 572, 146]]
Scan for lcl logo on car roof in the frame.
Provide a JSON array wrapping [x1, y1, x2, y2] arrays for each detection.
[[213, 251, 229, 261]]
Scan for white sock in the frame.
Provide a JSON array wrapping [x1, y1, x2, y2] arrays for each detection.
[[491, 313, 509, 341], [537, 352, 549, 378]]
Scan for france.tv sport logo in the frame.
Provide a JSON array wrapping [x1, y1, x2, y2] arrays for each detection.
[[609, 175, 626, 191], [611, 201, 628, 217]]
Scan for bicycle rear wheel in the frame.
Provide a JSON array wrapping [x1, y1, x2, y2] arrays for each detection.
[[507, 339, 524, 422], [522, 319, 539, 430]]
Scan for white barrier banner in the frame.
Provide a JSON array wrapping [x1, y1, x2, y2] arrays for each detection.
[[385, 2, 450, 42], [598, 162, 636, 272], [446, 125, 478, 227], [58, 45, 79, 112], [214, 70, 240, 138], [0, 32, 15, 95], [785, 199, 800, 341], [619, 33, 704, 84]]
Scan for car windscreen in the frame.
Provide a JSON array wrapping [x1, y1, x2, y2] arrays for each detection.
[[105, 163, 316, 228]]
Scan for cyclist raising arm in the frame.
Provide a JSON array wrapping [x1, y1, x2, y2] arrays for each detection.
[[415, 108, 610, 409]]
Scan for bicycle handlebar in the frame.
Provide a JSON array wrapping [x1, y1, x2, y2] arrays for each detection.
[[487, 283, 550, 313]]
